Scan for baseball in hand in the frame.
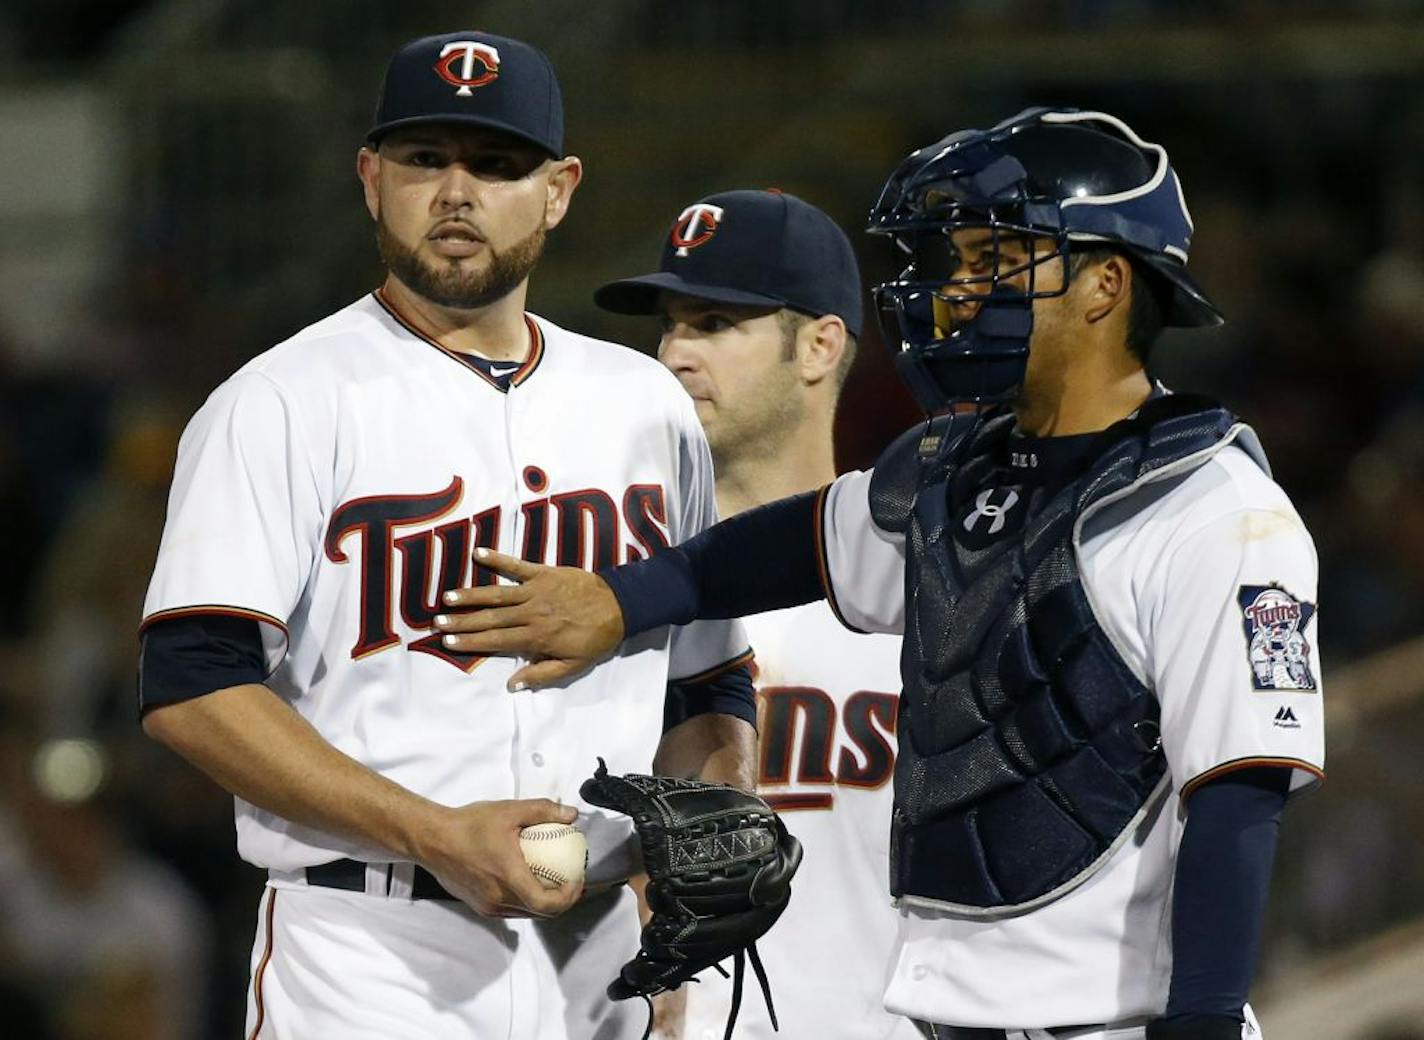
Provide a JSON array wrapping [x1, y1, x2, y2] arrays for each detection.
[[519, 823, 587, 888]]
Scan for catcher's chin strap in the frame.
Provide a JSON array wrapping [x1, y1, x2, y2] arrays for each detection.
[[633, 942, 779, 1040]]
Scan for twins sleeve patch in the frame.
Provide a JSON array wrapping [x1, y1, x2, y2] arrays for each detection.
[[1238, 584, 1317, 691]]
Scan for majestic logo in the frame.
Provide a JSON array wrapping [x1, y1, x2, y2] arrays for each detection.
[[326, 473, 670, 669], [1273, 705, 1301, 729], [434, 41, 500, 96], [963, 487, 1021, 535], [1239, 585, 1317, 691], [670, 203, 723, 257]]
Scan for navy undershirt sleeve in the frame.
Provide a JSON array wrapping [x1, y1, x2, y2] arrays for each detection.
[[138, 615, 268, 716], [662, 664, 757, 733], [1158, 766, 1291, 1027], [597, 490, 824, 637]]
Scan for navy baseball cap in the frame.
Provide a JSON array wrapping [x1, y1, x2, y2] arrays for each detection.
[[595, 190, 865, 337], [367, 31, 564, 156]]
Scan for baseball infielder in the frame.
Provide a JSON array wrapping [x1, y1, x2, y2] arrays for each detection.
[[434, 109, 1325, 1040], [595, 189, 917, 1040], [138, 32, 756, 1040]]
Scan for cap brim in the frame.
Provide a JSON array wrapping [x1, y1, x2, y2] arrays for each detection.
[[366, 114, 559, 157], [1131, 250, 1225, 328], [594, 272, 787, 315]]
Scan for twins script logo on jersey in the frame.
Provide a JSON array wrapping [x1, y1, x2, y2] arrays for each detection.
[[1238, 584, 1316, 691], [434, 41, 500, 95], [671, 204, 723, 257], [325, 470, 669, 670]]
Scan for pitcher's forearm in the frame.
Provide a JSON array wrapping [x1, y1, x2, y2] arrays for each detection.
[[143, 682, 441, 861], [654, 712, 756, 791]]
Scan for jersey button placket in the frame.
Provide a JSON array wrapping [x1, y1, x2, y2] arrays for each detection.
[[500, 387, 544, 1040], [501, 376, 538, 799]]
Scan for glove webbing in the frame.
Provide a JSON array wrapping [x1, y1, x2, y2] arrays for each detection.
[[632, 941, 779, 1040]]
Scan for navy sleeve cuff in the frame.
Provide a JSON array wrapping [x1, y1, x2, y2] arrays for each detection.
[[663, 663, 757, 732], [138, 614, 267, 716], [597, 491, 824, 638]]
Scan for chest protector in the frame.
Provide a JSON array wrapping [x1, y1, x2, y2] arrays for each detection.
[[870, 394, 1268, 916]]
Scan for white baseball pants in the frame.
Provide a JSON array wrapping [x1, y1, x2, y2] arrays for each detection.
[[243, 881, 644, 1039]]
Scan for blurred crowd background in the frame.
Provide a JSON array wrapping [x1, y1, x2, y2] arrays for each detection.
[[1, 1, 1422, 1037]]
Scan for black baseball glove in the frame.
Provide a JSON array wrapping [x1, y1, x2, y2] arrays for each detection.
[[580, 758, 803, 1040]]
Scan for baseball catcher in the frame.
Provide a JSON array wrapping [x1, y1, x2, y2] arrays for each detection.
[[580, 759, 803, 1040]]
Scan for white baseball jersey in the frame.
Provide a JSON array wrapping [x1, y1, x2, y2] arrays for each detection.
[[818, 436, 1324, 1030], [143, 290, 749, 1039], [682, 603, 919, 1040]]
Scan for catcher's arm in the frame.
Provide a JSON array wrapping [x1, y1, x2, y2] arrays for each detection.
[[436, 492, 822, 690], [1147, 766, 1291, 1038]]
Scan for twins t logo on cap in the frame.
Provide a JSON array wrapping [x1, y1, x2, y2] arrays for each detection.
[[434, 41, 501, 96], [671, 203, 724, 257]]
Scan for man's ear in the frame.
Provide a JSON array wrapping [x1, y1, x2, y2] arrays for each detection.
[[356, 146, 381, 222], [1082, 253, 1130, 326], [542, 156, 584, 230], [797, 314, 847, 387]]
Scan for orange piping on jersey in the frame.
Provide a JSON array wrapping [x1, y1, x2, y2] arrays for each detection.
[[140, 605, 288, 639], [370, 289, 544, 392], [674, 647, 755, 686], [813, 483, 868, 635], [510, 315, 545, 386], [764, 792, 834, 812], [247, 888, 278, 1040], [1180, 756, 1325, 802]]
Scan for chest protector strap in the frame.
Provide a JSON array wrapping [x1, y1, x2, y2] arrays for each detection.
[[870, 395, 1267, 916]]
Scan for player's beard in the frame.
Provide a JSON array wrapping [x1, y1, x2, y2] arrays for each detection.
[[377, 218, 546, 310]]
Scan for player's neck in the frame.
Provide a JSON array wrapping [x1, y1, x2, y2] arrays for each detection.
[[714, 414, 837, 518], [1013, 364, 1153, 437], [380, 275, 533, 362]]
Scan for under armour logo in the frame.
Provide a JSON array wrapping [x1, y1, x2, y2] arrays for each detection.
[[670, 203, 723, 257], [963, 488, 1020, 535], [434, 41, 501, 96]]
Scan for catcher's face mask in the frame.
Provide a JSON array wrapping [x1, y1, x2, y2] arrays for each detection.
[[868, 106, 1222, 412]]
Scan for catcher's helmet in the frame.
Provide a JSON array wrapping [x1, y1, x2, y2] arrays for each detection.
[[868, 107, 1222, 410]]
